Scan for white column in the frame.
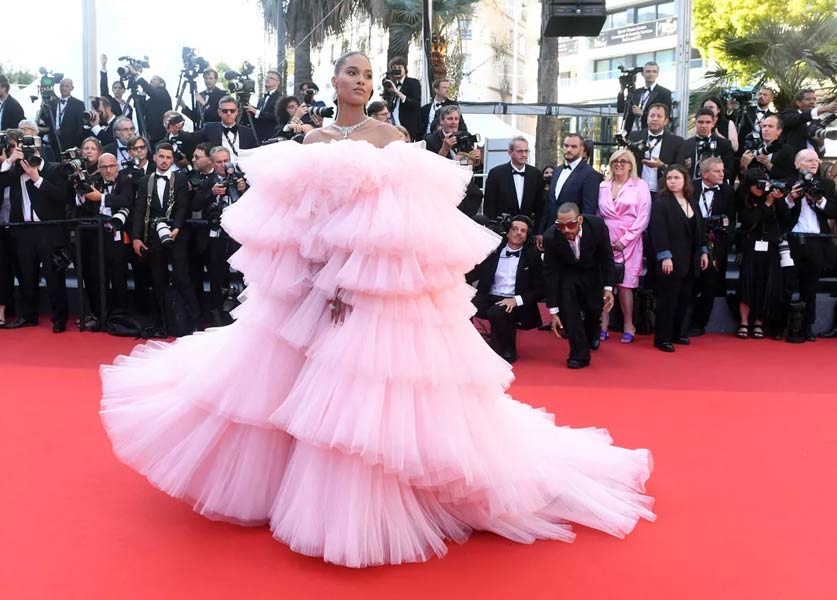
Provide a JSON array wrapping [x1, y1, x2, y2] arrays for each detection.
[[674, 0, 692, 137], [82, 0, 98, 105]]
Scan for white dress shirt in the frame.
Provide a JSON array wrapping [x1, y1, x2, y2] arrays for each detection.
[[699, 184, 717, 218], [641, 132, 664, 192], [155, 168, 174, 209], [426, 99, 443, 134], [510, 162, 526, 208], [1, 158, 45, 221], [788, 194, 827, 234], [554, 157, 582, 202], [490, 244, 524, 306], [548, 225, 612, 314], [220, 126, 241, 163]]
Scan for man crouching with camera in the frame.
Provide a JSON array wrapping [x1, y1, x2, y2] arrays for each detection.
[[131, 142, 201, 335], [783, 149, 837, 340], [192, 146, 248, 326]]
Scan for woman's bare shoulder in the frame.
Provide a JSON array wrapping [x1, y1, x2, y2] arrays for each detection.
[[303, 128, 338, 145], [363, 121, 405, 148]]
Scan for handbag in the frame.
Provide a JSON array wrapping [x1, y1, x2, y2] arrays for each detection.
[[613, 249, 625, 285]]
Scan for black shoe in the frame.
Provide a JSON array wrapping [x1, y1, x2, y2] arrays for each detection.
[[52, 322, 67, 333], [654, 342, 675, 353], [537, 323, 552, 331], [687, 327, 705, 337], [5, 317, 38, 329], [589, 337, 600, 351], [805, 328, 816, 342], [673, 336, 690, 345], [819, 328, 837, 339], [567, 359, 590, 369], [500, 351, 517, 364]]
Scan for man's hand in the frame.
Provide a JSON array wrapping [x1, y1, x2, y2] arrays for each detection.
[[766, 188, 783, 206], [20, 158, 40, 182], [7, 147, 24, 165], [603, 289, 615, 312], [550, 313, 564, 338], [88, 110, 100, 127], [211, 182, 227, 196], [740, 150, 754, 171], [662, 257, 674, 275], [642, 157, 664, 169], [243, 104, 256, 115], [700, 253, 710, 271], [631, 104, 643, 116], [127, 64, 138, 76], [755, 154, 772, 170], [165, 120, 184, 135], [195, 94, 207, 107], [440, 131, 457, 154], [133, 239, 147, 256], [495, 297, 518, 313], [236, 178, 247, 193], [788, 183, 804, 202], [170, 228, 179, 241], [535, 234, 544, 252], [84, 188, 103, 202], [101, 54, 108, 69]]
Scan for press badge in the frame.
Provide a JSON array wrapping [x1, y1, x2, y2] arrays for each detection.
[[754, 240, 769, 252]]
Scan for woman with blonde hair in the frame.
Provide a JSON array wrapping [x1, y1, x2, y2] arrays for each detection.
[[597, 148, 651, 343]]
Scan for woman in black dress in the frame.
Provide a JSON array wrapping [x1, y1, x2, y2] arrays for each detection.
[[735, 168, 790, 339], [703, 96, 739, 154], [649, 164, 709, 352]]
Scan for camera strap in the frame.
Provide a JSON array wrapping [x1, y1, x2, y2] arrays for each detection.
[[143, 174, 176, 240], [222, 129, 239, 157]]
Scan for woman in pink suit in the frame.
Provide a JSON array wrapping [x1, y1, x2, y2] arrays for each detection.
[[597, 149, 651, 343]]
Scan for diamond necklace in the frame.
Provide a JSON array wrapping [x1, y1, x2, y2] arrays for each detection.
[[331, 116, 371, 139]]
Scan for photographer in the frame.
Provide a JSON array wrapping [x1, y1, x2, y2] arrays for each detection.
[[131, 142, 200, 334], [783, 149, 837, 340], [0, 75, 26, 130], [244, 70, 281, 142], [735, 168, 791, 339], [18, 120, 57, 163], [272, 96, 313, 141], [483, 137, 542, 227], [74, 153, 132, 325], [737, 87, 775, 152], [702, 97, 739, 154], [627, 103, 683, 200], [780, 89, 837, 155], [103, 116, 139, 167], [162, 111, 199, 168], [0, 130, 71, 332], [192, 146, 247, 326], [675, 108, 736, 182], [128, 64, 173, 146], [367, 101, 390, 123], [80, 137, 103, 176], [186, 142, 216, 312], [199, 96, 258, 164], [84, 96, 117, 145], [99, 54, 130, 119], [631, 61, 672, 131], [180, 68, 225, 129], [41, 78, 85, 154], [689, 157, 734, 336], [739, 115, 795, 180], [297, 82, 331, 129], [420, 78, 467, 136], [383, 56, 422, 141]]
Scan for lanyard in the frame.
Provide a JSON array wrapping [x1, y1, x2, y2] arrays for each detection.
[[223, 129, 239, 156], [701, 189, 713, 217]]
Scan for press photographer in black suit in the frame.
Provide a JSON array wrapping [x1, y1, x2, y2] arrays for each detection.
[[131, 142, 200, 333], [543, 203, 615, 369], [780, 89, 837, 156], [737, 87, 775, 151], [127, 64, 173, 146], [85, 96, 118, 146], [103, 117, 139, 168], [419, 78, 467, 136], [483, 137, 543, 226], [244, 70, 281, 143], [676, 108, 736, 182], [100, 54, 130, 119], [41, 78, 85, 154], [200, 96, 258, 164], [631, 61, 673, 131], [0, 131, 71, 331], [180, 68, 225, 129], [0, 75, 26, 130], [628, 103, 683, 200], [739, 114, 796, 181], [689, 157, 734, 336], [384, 56, 422, 142], [782, 149, 837, 340], [468, 216, 544, 363]]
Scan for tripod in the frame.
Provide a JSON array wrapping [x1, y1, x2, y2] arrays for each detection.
[[235, 94, 261, 145], [175, 72, 199, 127]]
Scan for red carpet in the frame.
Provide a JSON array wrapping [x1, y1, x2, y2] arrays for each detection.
[[2, 325, 836, 599]]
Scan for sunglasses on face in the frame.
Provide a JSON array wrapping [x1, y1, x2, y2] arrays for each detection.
[[610, 159, 630, 165], [131, 145, 146, 151], [219, 108, 237, 114], [555, 219, 580, 231]]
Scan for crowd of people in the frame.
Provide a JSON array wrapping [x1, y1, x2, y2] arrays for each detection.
[[0, 57, 835, 364]]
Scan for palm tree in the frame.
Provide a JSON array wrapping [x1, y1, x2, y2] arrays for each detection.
[[535, 0, 560, 169]]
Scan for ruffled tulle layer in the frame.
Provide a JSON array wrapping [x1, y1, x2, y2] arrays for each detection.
[[100, 140, 655, 567]]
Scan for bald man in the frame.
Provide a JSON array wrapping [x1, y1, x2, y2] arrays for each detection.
[[40, 77, 85, 153]]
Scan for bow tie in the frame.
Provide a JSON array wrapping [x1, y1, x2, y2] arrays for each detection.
[[648, 134, 662, 141], [703, 186, 719, 193], [697, 137, 710, 142], [60, 98, 67, 104], [434, 102, 442, 109], [223, 125, 238, 134], [644, 86, 652, 92], [156, 174, 169, 181], [505, 249, 521, 258], [512, 170, 525, 176], [563, 163, 573, 171]]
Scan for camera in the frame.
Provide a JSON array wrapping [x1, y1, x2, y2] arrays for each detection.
[[30, 67, 64, 103], [696, 138, 718, 157], [116, 55, 150, 81], [17, 136, 43, 168], [806, 113, 837, 141], [743, 132, 762, 152], [704, 213, 730, 233], [222, 162, 245, 193], [224, 65, 256, 104], [308, 105, 335, 119], [794, 171, 824, 198], [111, 208, 130, 230], [624, 138, 649, 154], [121, 157, 141, 170], [167, 135, 186, 163], [153, 219, 174, 245], [82, 109, 100, 127], [303, 88, 316, 104], [453, 131, 481, 153], [724, 88, 753, 104], [617, 65, 643, 89], [751, 139, 781, 157], [181, 47, 209, 80], [755, 179, 787, 192], [61, 147, 93, 192]]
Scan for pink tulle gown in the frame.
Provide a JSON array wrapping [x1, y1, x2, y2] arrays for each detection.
[[100, 140, 655, 567]]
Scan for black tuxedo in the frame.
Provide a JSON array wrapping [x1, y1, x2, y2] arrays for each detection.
[[468, 242, 544, 360], [737, 106, 774, 150], [419, 99, 467, 136], [423, 131, 483, 216], [649, 193, 706, 344], [199, 123, 259, 158], [538, 161, 602, 235], [137, 78, 173, 145], [89, 115, 117, 146], [388, 77, 422, 141], [631, 84, 673, 130], [483, 162, 544, 226], [779, 108, 824, 155], [251, 90, 280, 143], [182, 87, 226, 129], [0, 161, 71, 324], [42, 96, 85, 153], [0, 94, 26, 130], [628, 128, 683, 182], [691, 182, 734, 330], [99, 70, 127, 118], [675, 135, 736, 183], [744, 141, 796, 181], [542, 216, 615, 364]]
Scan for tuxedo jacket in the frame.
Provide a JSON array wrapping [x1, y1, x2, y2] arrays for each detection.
[[0, 94, 26, 130], [483, 162, 544, 225], [538, 161, 602, 235], [251, 90, 280, 143], [737, 107, 774, 150], [628, 128, 683, 179], [137, 78, 173, 145], [388, 77, 422, 141], [542, 215, 615, 310], [419, 99, 467, 136], [89, 116, 117, 146], [675, 135, 736, 183], [649, 193, 706, 279], [0, 162, 71, 244], [779, 108, 822, 155], [631, 84, 673, 130], [692, 182, 734, 259], [42, 96, 86, 152], [182, 87, 225, 128], [199, 122, 259, 153], [780, 176, 837, 233], [131, 170, 190, 243], [746, 142, 796, 181], [467, 241, 545, 330], [74, 173, 134, 218], [103, 141, 151, 166], [99, 70, 126, 118]]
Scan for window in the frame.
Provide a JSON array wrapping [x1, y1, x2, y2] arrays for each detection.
[[636, 5, 657, 22], [593, 57, 630, 81], [655, 49, 675, 69], [690, 48, 704, 68], [559, 71, 578, 87], [657, 1, 675, 18], [609, 10, 630, 28], [459, 19, 472, 41]]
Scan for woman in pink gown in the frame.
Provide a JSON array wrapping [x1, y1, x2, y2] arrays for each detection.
[[100, 52, 655, 568], [597, 149, 652, 343]]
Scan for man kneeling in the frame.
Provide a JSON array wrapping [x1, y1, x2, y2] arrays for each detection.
[[468, 215, 544, 363]]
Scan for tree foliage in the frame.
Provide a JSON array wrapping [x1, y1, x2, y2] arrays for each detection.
[[0, 63, 36, 86]]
